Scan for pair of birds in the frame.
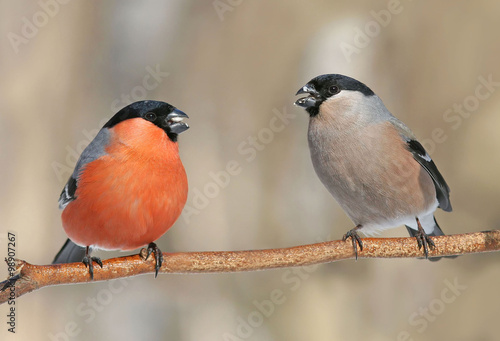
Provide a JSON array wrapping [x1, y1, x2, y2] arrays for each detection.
[[53, 74, 455, 279]]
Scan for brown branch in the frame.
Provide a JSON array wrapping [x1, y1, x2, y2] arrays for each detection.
[[1, 230, 499, 304]]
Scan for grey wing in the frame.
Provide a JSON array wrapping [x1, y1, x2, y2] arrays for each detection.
[[58, 128, 110, 209], [406, 139, 452, 212]]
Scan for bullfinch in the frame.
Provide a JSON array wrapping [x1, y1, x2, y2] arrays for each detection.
[[53, 100, 189, 278], [295, 74, 455, 261]]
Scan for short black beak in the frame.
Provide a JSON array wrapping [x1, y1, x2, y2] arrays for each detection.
[[166, 108, 189, 134], [295, 84, 317, 96], [294, 83, 320, 108]]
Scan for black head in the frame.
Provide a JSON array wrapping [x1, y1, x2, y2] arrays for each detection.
[[294, 74, 375, 117], [104, 100, 189, 142]]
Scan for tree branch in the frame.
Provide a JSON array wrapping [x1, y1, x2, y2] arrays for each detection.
[[1, 230, 499, 304]]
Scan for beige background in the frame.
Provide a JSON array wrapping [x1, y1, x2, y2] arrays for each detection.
[[1, 1, 500, 340]]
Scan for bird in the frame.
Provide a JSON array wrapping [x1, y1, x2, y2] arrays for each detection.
[[53, 100, 189, 279], [295, 74, 455, 261]]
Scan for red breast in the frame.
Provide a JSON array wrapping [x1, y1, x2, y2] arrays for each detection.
[[61, 118, 188, 251]]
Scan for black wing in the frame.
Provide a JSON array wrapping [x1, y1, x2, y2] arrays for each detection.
[[407, 140, 452, 212], [52, 238, 87, 264], [58, 176, 77, 209]]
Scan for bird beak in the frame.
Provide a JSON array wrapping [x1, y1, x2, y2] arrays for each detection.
[[166, 108, 189, 134], [294, 84, 320, 108]]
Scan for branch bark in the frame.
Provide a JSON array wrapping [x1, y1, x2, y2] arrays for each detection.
[[1, 230, 499, 304]]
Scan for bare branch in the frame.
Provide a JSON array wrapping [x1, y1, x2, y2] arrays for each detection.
[[1, 230, 499, 304]]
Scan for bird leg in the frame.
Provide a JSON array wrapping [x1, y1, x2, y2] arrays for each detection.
[[414, 217, 435, 259], [342, 225, 364, 260], [145, 242, 164, 278], [82, 246, 103, 280]]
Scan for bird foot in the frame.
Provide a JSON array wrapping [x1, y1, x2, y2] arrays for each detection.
[[342, 226, 363, 260], [144, 242, 163, 278], [82, 256, 103, 280], [415, 218, 435, 259]]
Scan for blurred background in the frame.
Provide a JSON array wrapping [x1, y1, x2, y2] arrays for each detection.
[[1, 1, 500, 340]]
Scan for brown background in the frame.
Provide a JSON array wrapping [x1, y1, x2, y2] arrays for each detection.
[[1, 1, 500, 340]]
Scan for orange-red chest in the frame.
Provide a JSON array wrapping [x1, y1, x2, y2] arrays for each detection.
[[61, 119, 188, 250]]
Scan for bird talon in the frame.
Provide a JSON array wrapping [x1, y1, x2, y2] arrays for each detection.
[[81, 247, 101, 280], [145, 242, 163, 278], [93, 257, 103, 268], [416, 236, 423, 250], [427, 237, 436, 248], [82, 256, 102, 280], [342, 228, 363, 260], [415, 218, 436, 259]]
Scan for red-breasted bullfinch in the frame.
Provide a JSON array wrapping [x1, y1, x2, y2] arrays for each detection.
[[53, 100, 189, 278], [295, 74, 456, 261]]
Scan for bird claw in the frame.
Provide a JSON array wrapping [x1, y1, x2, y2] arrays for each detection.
[[82, 256, 102, 280], [414, 231, 435, 259], [145, 242, 163, 278], [415, 219, 435, 259], [342, 228, 363, 260]]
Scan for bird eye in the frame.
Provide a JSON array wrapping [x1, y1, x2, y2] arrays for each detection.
[[329, 85, 340, 95], [145, 112, 156, 121]]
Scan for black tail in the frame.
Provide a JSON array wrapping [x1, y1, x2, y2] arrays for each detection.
[[405, 217, 458, 262], [52, 239, 87, 264]]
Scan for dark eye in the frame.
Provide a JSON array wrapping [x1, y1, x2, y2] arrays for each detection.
[[145, 112, 156, 121], [329, 85, 340, 95]]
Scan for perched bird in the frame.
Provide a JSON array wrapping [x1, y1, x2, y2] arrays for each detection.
[[295, 74, 454, 261], [53, 100, 189, 278]]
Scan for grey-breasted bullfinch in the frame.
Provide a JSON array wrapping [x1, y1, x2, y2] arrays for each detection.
[[295, 74, 455, 261]]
